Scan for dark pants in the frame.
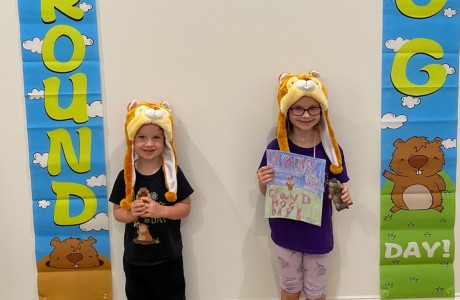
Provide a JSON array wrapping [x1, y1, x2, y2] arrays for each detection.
[[123, 256, 186, 300]]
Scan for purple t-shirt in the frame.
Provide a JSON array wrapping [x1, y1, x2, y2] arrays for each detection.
[[259, 138, 349, 254]]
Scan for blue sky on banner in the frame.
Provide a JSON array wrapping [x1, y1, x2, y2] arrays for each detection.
[[381, 1, 459, 184], [18, 1, 109, 259]]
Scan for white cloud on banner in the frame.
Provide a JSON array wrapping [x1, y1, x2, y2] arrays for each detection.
[[385, 37, 409, 52], [23, 37, 42, 53], [33, 152, 48, 168], [87, 100, 103, 117], [401, 96, 421, 109], [443, 64, 456, 75], [28, 88, 44, 100], [443, 8, 457, 18], [86, 174, 107, 187], [80, 212, 109, 231], [82, 34, 94, 46], [79, 2, 93, 13], [37, 199, 52, 209], [381, 113, 407, 129], [442, 138, 456, 149]]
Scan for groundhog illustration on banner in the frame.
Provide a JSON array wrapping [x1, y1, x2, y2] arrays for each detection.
[[382, 136, 446, 213], [47, 236, 103, 269]]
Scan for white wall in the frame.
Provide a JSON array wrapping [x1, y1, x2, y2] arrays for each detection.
[[1, 1, 458, 299]]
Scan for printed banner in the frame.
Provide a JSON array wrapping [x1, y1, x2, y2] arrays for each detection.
[[380, 1, 459, 299], [17, 1, 112, 299], [265, 150, 326, 226]]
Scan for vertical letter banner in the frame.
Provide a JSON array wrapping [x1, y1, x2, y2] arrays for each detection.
[[17, 1, 112, 299], [381, 1, 459, 299]]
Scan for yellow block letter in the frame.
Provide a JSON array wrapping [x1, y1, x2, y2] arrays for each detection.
[[391, 38, 446, 96], [44, 73, 88, 123], [41, 0, 84, 23], [395, 0, 446, 18], [42, 25, 85, 73], [48, 127, 91, 176], [52, 181, 97, 225]]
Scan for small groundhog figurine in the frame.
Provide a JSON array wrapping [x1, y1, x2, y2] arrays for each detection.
[[328, 178, 352, 211], [133, 187, 159, 245], [137, 187, 150, 199]]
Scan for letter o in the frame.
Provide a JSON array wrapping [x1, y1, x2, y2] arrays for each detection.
[[42, 25, 85, 73]]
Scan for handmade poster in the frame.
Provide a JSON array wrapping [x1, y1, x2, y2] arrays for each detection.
[[265, 149, 326, 226], [380, 1, 459, 299], [17, 1, 112, 299]]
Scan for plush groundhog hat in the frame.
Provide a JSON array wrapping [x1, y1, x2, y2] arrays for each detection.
[[120, 100, 178, 210], [277, 70, 343, 174]]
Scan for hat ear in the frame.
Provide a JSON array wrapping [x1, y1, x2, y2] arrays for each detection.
[[310, 70, 321, 78], [279, 72, 289, 84], [127, 99, 140, 111], [161, 101, 172, 111]]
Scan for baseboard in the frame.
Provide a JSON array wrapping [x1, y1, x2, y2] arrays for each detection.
[[332, 296, 459, 300], [231, 295, 460, 300]]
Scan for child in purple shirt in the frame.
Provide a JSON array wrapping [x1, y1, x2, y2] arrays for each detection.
[[257, 70, 352, 300]]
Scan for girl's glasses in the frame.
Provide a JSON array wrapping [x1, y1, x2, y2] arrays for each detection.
[[289, 106, 322, 116]]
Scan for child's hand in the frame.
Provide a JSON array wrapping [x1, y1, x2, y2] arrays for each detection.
[[340, 186, 353, 205], [257, 166, 274, 187], [131, 199, 146, 218], [142, 197, 166, 218]]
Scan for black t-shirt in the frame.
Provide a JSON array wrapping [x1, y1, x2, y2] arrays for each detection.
[[109, 166, 194, 266]]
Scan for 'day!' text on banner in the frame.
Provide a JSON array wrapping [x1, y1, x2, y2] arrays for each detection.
[[17, 1, 112, 299], [381, 1, 459, 299]]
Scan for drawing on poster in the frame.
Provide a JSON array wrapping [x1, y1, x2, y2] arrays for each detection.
[[265, 149, 326, 226]]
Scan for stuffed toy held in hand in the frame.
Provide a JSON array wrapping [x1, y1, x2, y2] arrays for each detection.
[[328, 178, 352, 211], [277, 70, 343, 174], [120, 100, 178, 210]]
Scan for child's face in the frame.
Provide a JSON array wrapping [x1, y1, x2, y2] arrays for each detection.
[[288, 96, 321, 132], [134, 124, 165, 162]]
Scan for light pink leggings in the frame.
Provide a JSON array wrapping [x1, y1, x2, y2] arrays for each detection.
[[274, 244, 329, 300]]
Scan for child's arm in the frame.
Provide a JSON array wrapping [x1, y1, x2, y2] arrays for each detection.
[[142, 197, 191, 220]]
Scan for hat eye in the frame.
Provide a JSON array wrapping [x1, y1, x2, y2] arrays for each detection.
[[135, 106, 145, 114], [286, 78, 296, 87]]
